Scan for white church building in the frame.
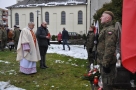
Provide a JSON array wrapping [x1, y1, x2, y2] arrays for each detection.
[[7, 0, 111, 35]]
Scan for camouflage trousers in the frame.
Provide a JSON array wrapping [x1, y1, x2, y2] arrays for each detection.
[[14, 41, 18, 50], [100, 64, 117, 90], [2, 40, 7, 50], [86, 49, 94, 71], [0, 41, 2, 51]]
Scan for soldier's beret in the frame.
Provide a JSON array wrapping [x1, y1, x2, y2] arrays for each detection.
[[104, 11, 114, 19], [17, 26, 20, 28]]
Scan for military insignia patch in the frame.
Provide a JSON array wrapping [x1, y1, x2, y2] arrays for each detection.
[[108, 32, 112, 35]]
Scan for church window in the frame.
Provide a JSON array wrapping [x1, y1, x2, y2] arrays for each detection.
[[78, 11, 83, 24], [30, 12, 34, 22], [15, 13, 19, 25], [61, 11, 66, 24], [45, 12, 49, 24]]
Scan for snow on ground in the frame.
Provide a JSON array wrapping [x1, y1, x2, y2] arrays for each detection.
[[0, 81, 25, 90], [47, 44, 88, 59]]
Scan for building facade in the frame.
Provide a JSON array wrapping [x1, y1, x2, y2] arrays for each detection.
[[7, 0, 111, 35], [0, 8, 2, 25], [0, 8, 8, 26]]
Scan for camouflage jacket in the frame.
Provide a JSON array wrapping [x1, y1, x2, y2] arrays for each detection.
[[13, 28, 20, 42], [2, 29, 7, 41], [86, 31, 95, 49], [97, 22, 117, 67], [0, 29, 3, 41]]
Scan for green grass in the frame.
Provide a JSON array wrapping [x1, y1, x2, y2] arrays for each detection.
[[0, 50, 91, 90]]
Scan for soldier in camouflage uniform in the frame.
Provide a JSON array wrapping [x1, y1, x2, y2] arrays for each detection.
[[97, 11, 117, 90], [86, 25, 95, 68], [0, 26, 3, 51], [1, 26, 7, 51], [13, 25, 20, 50]]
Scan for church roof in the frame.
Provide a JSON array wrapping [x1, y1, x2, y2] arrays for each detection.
[[7, 0, 87, 8]]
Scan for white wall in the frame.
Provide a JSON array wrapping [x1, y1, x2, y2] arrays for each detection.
[[11, 7, 41, 31], [42, 5, 87, 35], [8, 0, 112, 34], [9, 5, 87, 35]]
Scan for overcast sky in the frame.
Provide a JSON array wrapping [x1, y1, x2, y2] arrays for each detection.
[[0, 0, 16, 9]]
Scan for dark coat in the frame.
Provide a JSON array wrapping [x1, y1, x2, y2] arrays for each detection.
[[62, 29, 69, 40], [36, 26, 49, 47]]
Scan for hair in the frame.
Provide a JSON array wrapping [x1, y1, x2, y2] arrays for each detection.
[[103, 11, 114, 20], [28, 22, 34, 25], [42, 21, 47, 24], [90, 25, 95, 31]]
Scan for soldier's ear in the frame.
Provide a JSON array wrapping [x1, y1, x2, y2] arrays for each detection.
[[106, 17, 110, 22]]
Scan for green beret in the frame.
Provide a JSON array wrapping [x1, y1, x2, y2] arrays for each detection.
[[104, 11, 114, 19]]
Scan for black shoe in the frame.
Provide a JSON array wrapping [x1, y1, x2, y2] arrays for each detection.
[[62, 49, 65, 50], [44, 66, 49, 68], [40, 66, 46, 69], [69, 48, 70, 51]]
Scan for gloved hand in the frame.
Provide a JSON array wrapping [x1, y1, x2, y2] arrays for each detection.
[[116, 53, 120, 60], [103, 66, 111, 73], [89, 48, 92, 53], [94, 40, 97, 44]]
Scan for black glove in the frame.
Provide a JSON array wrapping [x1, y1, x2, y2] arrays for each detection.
[[103, 66, 111, 73], [89, 48, 92, 53]]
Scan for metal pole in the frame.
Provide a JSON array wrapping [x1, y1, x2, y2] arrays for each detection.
[[36, 10, 40, 28], [37, 15, 38, 28]]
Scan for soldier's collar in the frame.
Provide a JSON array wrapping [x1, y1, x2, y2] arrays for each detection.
[[102, 21, 113, 27], [88, 31, 94, 33]]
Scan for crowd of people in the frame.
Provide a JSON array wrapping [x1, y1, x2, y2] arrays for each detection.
[[0, 21, 71, 73], [0, 25, 21, 51], [0, 24, 70, 52]]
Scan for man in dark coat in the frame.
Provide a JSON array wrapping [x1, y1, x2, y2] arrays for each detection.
[[62, 28, 70, 50], [36, 21, 49, 69]]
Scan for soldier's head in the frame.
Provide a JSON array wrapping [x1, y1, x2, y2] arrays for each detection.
[[14, 25, 17, 29], [100, 11, 114, 24], [28, 22, 35, 30], [89, 25, 95, 31], [16, 25, 19, 30], [41, 21, 47, 28]]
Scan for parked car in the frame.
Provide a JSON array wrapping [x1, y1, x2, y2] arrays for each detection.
[[68, 32, 79, 39]]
